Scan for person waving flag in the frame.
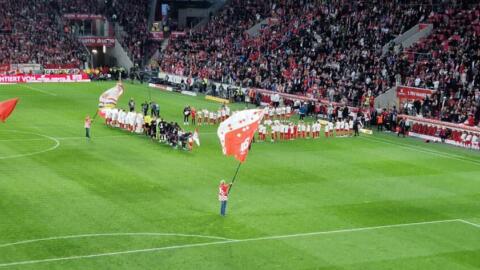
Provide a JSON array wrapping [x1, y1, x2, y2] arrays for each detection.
[[218, 180, 231, 216], [216, 109, 264, 216], [0, 98, 19, 123]]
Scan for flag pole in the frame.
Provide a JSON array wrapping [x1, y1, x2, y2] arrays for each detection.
[[227, 162, 242, 195], [92, 109, 99, 122]]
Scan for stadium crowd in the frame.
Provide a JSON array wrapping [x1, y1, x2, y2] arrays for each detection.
[[1, 0, 478, 129], [104, 0, 150, 65], [157, 0, 480, 128], [397, 5, 480, 125], [0, 0, 87, 66], [157, 0, 430, 105], [0, 0, 151, 67]]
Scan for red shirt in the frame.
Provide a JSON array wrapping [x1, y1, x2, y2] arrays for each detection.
[[220, 184, 229, 195], [218, 183, 229, 201]]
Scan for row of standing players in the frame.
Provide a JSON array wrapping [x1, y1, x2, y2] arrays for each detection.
[[257, 118, 364, 142], [103, 107, 195, 150], [186, 105, 292, 126]]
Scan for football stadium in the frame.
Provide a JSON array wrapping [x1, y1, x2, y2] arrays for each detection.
[[1, 0, 480, 269]]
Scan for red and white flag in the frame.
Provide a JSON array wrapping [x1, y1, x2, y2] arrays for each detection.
[[99, 82, 124, 108], [0, 98, 19, 123], [217, 109, 264, 162], [98, 82, 124, 118]]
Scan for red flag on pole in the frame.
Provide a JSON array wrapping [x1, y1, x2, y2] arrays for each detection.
[[0, 98, 19, 122], [217, 109, 264, 162]]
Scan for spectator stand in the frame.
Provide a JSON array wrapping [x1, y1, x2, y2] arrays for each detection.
[[401, 114, 480, 150]]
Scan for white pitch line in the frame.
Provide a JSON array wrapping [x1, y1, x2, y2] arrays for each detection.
[[0, 138, 46, 142], [0, 135, 140, 142], [0, 219, 461, 267], [0, 233, 234, 249], [0, 131, 60, 160], [19, 85, 57, 96], [56, 135, 142, 140], [458, 219, 480, 229], [360, 136, 480, 165]]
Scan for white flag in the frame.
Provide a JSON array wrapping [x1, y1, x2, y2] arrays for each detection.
[[99, 82, 124, 108]]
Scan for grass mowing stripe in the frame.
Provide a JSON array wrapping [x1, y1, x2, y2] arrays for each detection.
[[19, 85, 57, 96], [360, 136, 480, 165], [0, 219, 460, 267]]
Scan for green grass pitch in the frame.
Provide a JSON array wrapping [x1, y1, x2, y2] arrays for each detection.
[[0, 82, 479, 269]]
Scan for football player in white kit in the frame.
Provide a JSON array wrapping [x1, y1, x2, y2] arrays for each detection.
[[104, 108, 112, 126], [335, 120, 342, 137], [111, 108, 119, 127], [328, 121, 335, 137], [135, 112, 144, 133], [348, 118, 354, 136]]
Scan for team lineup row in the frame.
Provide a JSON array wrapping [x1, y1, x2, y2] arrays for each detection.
[[257, 118, 364, 142]]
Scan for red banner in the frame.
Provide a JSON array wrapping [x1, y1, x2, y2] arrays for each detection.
[[0, 74, 90, 84], [170, 31, 187, 39], [267, 17, 280, 25], [63, 14, 105, 20], [0, 64, 10, 74], [44, 64, 78, 69], [150, 31, 164, 41], [79, 37, 115, 47], [396, 86, 436, 101]]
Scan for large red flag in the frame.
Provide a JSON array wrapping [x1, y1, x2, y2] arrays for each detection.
[[0, 98, 19, 122], [217, 109, 264, 162]]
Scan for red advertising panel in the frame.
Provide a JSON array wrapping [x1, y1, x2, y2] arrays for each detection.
[[79, 37, 115, 47], [0, 74, 90, 84], [397, 86, 436, 101], [0, 64, 10, 74], [150, 31, 164, 41], [170, 31, 187, 39], [63, 14, 105, 20], [400, 114, 480, 133]]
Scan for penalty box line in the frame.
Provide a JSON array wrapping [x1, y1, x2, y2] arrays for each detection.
[[1, 218, 478, 267]]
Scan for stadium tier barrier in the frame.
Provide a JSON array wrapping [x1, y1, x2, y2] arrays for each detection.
[[0, 74, 90, 84], [400, 114, 480, 149]]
